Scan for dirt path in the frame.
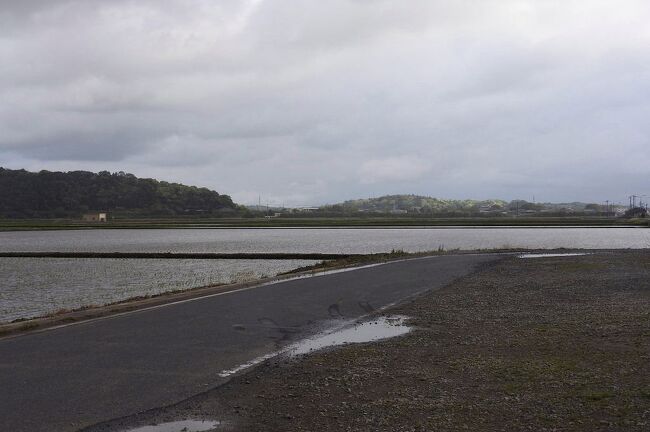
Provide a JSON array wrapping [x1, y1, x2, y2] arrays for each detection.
[[86, 251, 650, 432]]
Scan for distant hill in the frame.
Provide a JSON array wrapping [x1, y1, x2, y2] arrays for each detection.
[[0, 168, 238, 218], [318, 194, 622, 217], [327, 194, 508, 214]]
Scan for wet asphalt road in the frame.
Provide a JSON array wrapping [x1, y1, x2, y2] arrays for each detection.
[[0, 254, 498, 432]]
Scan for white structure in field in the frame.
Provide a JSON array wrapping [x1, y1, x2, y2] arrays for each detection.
[[82, 212, 107, 222]]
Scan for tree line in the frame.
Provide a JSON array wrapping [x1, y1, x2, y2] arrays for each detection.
[[0, 168, 238, 218]]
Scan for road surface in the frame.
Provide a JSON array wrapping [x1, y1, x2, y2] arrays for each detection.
[[0, 254, 498, 431]]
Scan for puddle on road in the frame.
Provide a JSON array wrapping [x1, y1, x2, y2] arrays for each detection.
[[288, 315, 412, 356], [120, 419, 220, 432], [518, 253, 589, 259], [218, 315, 412, 377]]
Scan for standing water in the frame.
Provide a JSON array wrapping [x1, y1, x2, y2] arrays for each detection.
[[1, 227, 648, 322], [0, 227, 648, 253], [120, 420, 220, 432]]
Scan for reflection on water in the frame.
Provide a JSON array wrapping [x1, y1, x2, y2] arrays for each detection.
[[0, 258, 317, 322], [217, 316, 412, 378], [289, 315, 412, 356], [120, 419, 220, 432], [0, 227, 648, 254], [2, 227, 648, 322]]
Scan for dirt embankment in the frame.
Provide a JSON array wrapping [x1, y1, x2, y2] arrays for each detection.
[[103, 251, 650, 432]]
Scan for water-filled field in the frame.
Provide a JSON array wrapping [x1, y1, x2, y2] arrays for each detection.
[[2, 227, 648, 322], [0, 258, 316, 322], [0, 227, 648, 253]]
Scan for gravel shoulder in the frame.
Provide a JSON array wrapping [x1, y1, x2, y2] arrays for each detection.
[[87, 251, 650, 432]]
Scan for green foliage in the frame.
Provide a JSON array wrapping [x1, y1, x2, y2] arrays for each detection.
[[0, 167, 237, 218], [324, 194, 508, 215]]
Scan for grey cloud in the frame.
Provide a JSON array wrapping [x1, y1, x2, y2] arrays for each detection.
[[4, 129, 158, 161], [1, 0, 650, 205]]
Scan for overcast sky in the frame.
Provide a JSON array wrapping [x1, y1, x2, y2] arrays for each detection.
[[1, 1, 649, 205]]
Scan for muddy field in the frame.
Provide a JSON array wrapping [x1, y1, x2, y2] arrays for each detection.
[[93, 251, 650, 432]]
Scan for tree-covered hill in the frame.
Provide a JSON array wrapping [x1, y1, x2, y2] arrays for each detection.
[[0, 168, 238, 218], [326, 194, 508, 214], [318, 194, 620, 217]]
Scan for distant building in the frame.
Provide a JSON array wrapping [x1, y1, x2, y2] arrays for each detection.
[[82, 212, 107, 222]]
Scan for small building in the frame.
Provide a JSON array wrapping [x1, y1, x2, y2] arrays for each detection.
[[82, 212, 107, 222], [295, 207, 320, 213]]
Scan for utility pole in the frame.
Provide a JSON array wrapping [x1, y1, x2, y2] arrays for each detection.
[[605, 200, 610, 217]]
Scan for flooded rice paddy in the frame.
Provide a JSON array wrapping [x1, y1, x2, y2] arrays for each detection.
[[1, 227, 649, 253], [0, 258, 316, 322], [1, 227, 648, 323]]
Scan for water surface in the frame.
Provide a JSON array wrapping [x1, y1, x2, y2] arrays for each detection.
[[0, 258, 315, 322], [217, 315, 412, 377], [0, 227, 648, 253], [120, 420, 219, 432], [289, 315, 412, 356], [2, 227, 648, 323]]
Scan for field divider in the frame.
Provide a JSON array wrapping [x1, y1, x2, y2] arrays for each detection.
[[0, 252, 361, 260]]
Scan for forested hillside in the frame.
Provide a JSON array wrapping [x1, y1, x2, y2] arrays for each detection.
[[0, 168, 237, 218], [318, 194, 616, 217], [326, 194, 508, 214]]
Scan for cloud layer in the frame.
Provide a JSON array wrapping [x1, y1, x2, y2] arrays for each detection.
[[1, 0, 649, 205]]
